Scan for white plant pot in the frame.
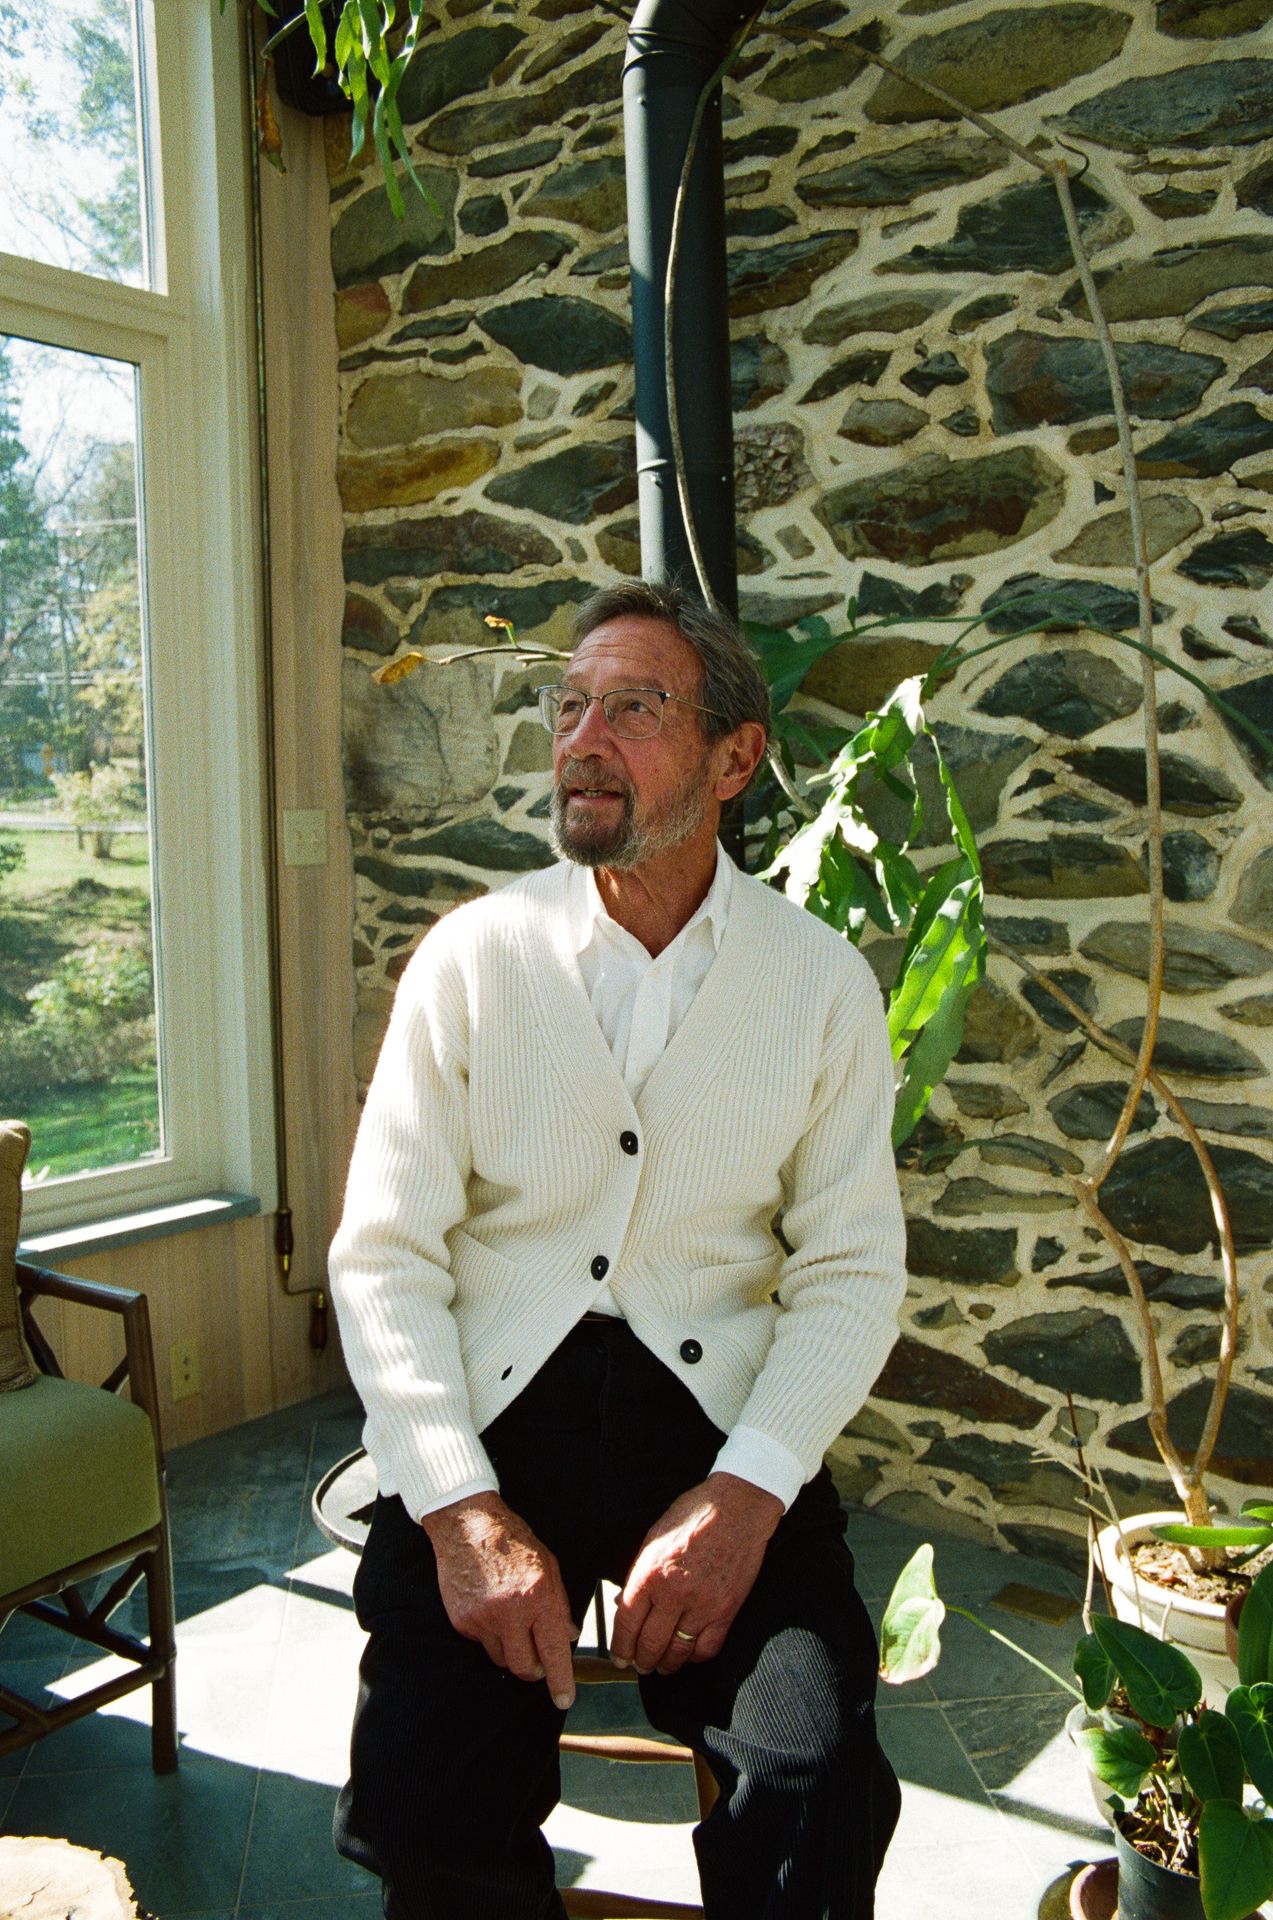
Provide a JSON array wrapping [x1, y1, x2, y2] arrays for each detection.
[[1065, 1701, 1119, 1828], [1094, 1511, 1236, 1702]]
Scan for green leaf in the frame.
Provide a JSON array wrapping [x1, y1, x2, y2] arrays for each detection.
[[1240, 1504, 1273, 1523], [744, 619, 851, 714], [1179, 1712, 1245, 1804], [1199, 1802, 1273, 1920], [304, 0, 328, 68], [1226, 1683, 1273, 1800], [890, 936, 981, 1148], [879, 1545, 946, 1686], [1239, 1565, 1273, 1689], [1073, 1724, 1157, 1800], [875, 843, 925, 928], [1091, 1615, 1203, 1728], [1155, 1523, 1273, 1550], [1074, 1633, 1115, 1711], [930, 728, 980, 876], [887, 869, 981, 1059]]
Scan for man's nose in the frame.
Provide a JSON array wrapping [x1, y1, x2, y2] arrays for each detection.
[[566, 695, 617, 752]]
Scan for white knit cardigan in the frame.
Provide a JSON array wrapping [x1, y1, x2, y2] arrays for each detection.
[[329, 858, 907, 1520]]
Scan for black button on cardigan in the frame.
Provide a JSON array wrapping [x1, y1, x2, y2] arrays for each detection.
[[591, 1255, 609, 1280], [619, 1130, 639, 1155], [679, 1339, 703, 1364]]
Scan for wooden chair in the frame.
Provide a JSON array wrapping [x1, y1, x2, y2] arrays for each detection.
[[0, 1118, 177, 1772], [314, 1448, 714, 1917]]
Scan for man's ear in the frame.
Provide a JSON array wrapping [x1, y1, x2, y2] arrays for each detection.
[[712, 722, 768, 802]]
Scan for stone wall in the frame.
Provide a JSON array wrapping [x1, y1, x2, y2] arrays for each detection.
[[327, 0, 1273, 1561]]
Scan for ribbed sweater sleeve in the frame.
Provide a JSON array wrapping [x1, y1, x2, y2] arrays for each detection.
[[329, 927, 496, 1520]]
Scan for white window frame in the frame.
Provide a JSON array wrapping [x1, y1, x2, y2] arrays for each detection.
[[2, 1, 276, 1233]]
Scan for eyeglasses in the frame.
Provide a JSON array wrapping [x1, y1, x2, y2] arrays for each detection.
[[535, 684, 723, 741]]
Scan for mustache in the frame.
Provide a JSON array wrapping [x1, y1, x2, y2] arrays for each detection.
[[557, 757, 635, 798]]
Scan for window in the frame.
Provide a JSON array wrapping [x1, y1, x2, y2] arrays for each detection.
[[0, 0, 275, 1232]]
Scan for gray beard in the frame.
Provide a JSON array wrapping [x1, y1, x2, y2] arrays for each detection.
[[550, 758, 708, 870]]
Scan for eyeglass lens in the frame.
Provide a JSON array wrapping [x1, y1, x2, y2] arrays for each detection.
[[540, 688, 664, 739]]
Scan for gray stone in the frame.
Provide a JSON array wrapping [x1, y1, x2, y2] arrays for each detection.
[[478, 295, 629, 374], [1142, 185, 1220, 219], [734, 424, 812, 513], [951, 292, 1016, 335], [1050, 1081, 1158, 1140], [1046, 1261, 1224, 1308], [393, 816, 553, 872], [837, 398, 927, 446], [1054, 58, 1273, 152], [728, 234, 860, 315], [1110, 1381, 1273, 1484], [1159, 0, 1273, 30], [988, 916, 1071, 955], [1233, 847, 1273, 932], [1080, 920, 1273, 992], [1020, 968, 1097, 1032], [906, 1217, 1020, 1285], [1104, 1136, 1273, 1253], [937, 1176, 1073, 1215], [920, 1434, 1080, 1511], [417, 578, 593, 650], [801, 288, 948, 345], [927, 724, 1035, 835], [985, 334, 1223, 432], [344, 512, 560, 587], [1179, 530, 1273, 589], [980, 1134, 1086, 1175], [331, 169, 458, 289], [343, 592, 401, 658], [1217, 675, 1273, 790], [981, 835, 1149, 898], [345, 366, 523, 451], [888, 178, 1126, 277], [797, 134, 1007, 209], [872, 1334, 1047, 1425], [857, 573, 969, 618], [1171, 1324, 1222, 1367], [911, 1299, 967, 1329], [948, 1080, 1029, 1119], [975, 647, 1142, 739], [801, 635, 948, 717], [725, 126, 800, 165], [1026, 794, 1114, 824], [1055, 496, 1203, 568], [1237, 352, 1273, 396], [727, 206, 796, 240], [518, 20, 607, 83], [1067, 239, 1273, 324], [404, 232, 574, 313], [958, 979, 1042, 1061], [486, 441, 636, 524], [342, 656, 498, 818], [1161, 832, 1220, 904], [1179, 1098, 1273, 1139], [1109, 1015, 1264, 1078], [760, 28, 882, 102], [866, 5, 1129, 121], [981, 575, 1161, 636], [522, 156, 626, 232], [502, 722, 552, 775], [901, 353, 968, 397], [1219, 993, 1273, 1027], [396, 24, 525, 123], [1194, 296, 1273, 341], [470, 138, 562, 179], [1061, 746, 1242, 816], [816, 447, 1066, 566], [942, 407, 980, 436], [460, 194, 508, 238], [732, 335, 792, 411], [1238, 157, 1273, 216], [801, 350, 891, 405], [985, 1309, 1141, 1403], [425, 53, 622, 153]]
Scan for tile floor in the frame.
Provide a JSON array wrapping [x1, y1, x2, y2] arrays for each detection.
[[1, 1387, 1122, 1920]]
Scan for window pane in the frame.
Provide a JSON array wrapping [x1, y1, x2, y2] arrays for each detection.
[[0, 333, 162, 1184], [0, 0, 149, 287]]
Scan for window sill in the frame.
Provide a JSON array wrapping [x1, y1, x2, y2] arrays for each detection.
[[18, 1192, 260, 1265]]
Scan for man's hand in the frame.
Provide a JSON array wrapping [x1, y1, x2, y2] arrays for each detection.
[[610, 1473, 784, 1677], [421, 1493, 578, 1709]]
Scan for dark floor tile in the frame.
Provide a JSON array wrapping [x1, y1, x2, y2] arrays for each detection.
[[237, 1767, 376, 1905], [558, 1748, 698, 1824], [105, 1558, 292, 1646], [875, 1700, 997, 1815], [238, 1901, 382, 1920], [922, 1605, 1081, 1705], [2, 1749, 256, 1914]]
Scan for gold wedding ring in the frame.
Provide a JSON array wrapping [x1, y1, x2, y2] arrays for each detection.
[[673, 1628, 696, 1642]]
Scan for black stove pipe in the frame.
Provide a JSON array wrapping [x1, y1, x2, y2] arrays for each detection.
[[623, 0, 756, 618]]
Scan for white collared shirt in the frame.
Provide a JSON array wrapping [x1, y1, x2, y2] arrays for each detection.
[[567, 843, 732, 1314]]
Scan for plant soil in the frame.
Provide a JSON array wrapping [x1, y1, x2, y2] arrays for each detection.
[[1128, 1539, 1273, 1605]]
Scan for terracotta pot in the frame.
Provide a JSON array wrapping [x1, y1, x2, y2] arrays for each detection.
[[1095, 1514, 1236, 1702]]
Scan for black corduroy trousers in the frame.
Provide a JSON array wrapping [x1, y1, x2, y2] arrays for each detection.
[[333, 1316, 900, 1920]]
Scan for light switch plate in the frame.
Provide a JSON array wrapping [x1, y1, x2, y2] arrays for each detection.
[[283, 809, 327, 867]]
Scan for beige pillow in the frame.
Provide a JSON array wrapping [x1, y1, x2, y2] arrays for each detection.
[[0, 1120, 37, 1392]]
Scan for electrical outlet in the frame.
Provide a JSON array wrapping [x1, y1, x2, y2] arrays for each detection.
[[170, 1338, 201, 1402], [282, 809, 327, 867]]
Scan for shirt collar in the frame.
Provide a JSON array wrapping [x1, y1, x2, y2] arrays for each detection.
[[565, 840, 733, 956]]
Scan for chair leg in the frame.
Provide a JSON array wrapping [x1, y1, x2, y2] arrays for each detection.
[[692, 1751, 718, 1822], [144, 1528, 178, 1774]]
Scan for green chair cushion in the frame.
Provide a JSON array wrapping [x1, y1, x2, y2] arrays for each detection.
[[0, 1373, 161, 1595], [0, 1121, 37, 1393]]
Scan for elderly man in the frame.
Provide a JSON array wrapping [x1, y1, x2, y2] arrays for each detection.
[[330, 579, 906, 1920]]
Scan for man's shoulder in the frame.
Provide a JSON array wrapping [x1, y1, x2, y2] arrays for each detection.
[[414, 862, 569, 962], [732, 867, 883, 1001]]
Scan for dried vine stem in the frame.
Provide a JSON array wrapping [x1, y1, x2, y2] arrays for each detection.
[[988, 938, 1241, 1524]]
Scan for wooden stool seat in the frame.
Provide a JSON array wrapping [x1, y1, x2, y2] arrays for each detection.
[[313, 1450, 711, 1918]]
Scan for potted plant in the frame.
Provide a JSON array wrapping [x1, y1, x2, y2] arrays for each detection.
[[881, 1546, 1273, 1920]]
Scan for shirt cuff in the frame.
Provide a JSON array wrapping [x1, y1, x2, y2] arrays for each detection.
[[409, 1474, 500, 1523], [711, 1426, 807, 1512]]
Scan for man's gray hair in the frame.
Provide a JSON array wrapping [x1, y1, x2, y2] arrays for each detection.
[[569, 579, 771, 744]]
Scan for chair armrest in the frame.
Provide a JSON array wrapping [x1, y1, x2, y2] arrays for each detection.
[[16, 1262, 166, 1469]]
